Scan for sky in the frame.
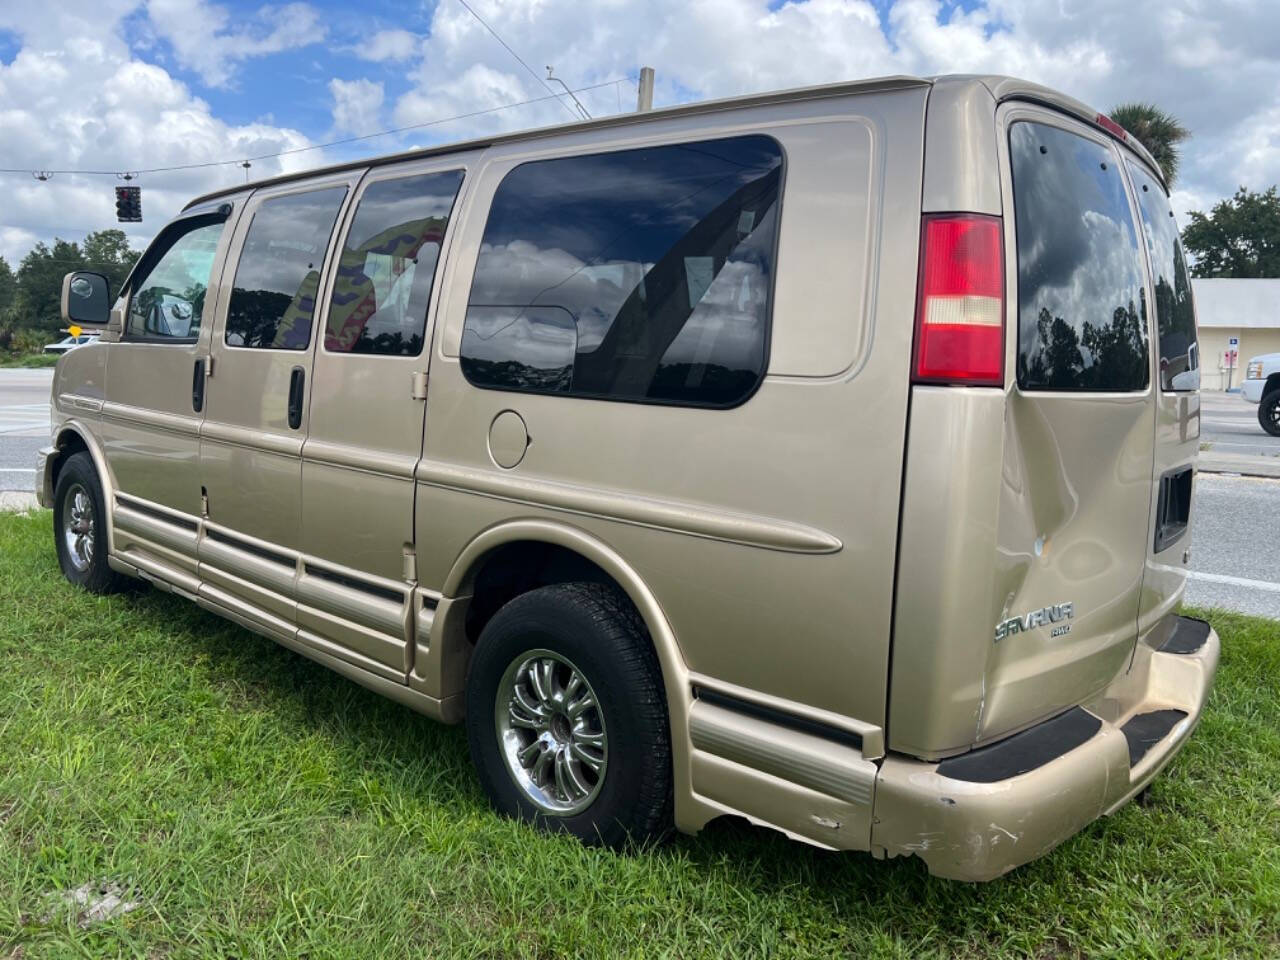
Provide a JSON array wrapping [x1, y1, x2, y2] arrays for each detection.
[[1, 0, 1278, 266]]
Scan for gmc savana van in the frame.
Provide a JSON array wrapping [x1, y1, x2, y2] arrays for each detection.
[[43, 74, 1217, 880]]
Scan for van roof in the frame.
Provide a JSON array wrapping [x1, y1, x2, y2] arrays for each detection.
[[183, 73, 1166, 210]]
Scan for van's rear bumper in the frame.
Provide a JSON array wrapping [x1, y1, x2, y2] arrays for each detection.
[[870, 616, 1219, 881]]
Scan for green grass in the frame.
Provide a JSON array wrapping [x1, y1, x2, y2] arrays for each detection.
[[0, 510, 1277, 959], [0, 353, 59, 369]]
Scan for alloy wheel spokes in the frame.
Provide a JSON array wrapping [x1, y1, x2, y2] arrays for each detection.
[[495, 650, 608, 815], [62, 484, 95, 573]]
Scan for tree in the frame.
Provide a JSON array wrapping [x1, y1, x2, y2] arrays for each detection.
[[82, 229, 141, 296], [1181, 186, 1280, 278], [0, 256, 15, 314], [15, 239, 86, 332], [1108, 102, 1190, 186], [9, 229, 141, 333]]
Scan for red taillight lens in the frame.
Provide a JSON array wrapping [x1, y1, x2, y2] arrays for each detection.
[[912, 214, 1005, 386]]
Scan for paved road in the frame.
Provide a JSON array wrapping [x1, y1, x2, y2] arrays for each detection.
[[1185, 473, 1280, 618], [1200, 389, 1280, 461], [2, 368, 1278, 616], [0, 368, 51, 493]]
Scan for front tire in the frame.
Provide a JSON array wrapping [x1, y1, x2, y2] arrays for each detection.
[[53, 452, 128, 594], [465, 582, 672, 849], [1259, 390, 1280, 438]]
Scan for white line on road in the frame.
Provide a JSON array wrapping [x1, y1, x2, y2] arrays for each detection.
[[1, 468, 36, 474], [1185, 570, 1280, 594]]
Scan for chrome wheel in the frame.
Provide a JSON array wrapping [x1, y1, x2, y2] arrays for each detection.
[[494, 649, 608, 815], [62, 482, 95, 573]]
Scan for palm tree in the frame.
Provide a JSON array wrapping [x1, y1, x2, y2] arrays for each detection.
[[1107, 103, 1190, 186]]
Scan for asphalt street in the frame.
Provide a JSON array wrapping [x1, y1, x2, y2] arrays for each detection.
[[0, 368, 51, 493], [1200, 389, 1280, 461], [1, 367, 1278, 617]]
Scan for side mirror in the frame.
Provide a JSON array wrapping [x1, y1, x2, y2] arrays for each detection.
[[60, 271, 111, 326]]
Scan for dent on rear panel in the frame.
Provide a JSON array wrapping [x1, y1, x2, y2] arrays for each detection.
[[982, 393, 1152, 738]]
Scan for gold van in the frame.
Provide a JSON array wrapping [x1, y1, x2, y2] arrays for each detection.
[[42, 74, 1217, 881]]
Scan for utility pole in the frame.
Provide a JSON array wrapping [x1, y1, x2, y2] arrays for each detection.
[[636, 67, 655, 112]]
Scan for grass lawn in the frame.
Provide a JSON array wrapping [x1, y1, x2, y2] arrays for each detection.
[[0, 354, 59, 369], [1, 510, 1277, 958]]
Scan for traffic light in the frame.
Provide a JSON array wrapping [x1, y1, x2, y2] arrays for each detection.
[[114, 186, 142, 223]]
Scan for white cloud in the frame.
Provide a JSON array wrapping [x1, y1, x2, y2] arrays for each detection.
[[0, 3, 318, 264], [353, 29, 420, 64], [329, 77, 384, 137], [145, 0, 326, 87], [3, 0, 1280, 266], [382, 0, 1279, 218]]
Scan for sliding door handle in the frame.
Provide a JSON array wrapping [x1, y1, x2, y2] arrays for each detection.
[[192, 358, 206, 413], [287, 366, 305, 430]]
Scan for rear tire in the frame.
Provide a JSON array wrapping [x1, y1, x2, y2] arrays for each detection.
[[1259, 390, 1280, 438], [53, 452, 129, 594], [465, 582, 673, 849]]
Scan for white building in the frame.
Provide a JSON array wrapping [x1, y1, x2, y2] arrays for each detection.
[[1193, 278, 1280, 391]]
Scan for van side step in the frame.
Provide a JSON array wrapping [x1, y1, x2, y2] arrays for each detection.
[[934, 708, 1101, 783], [1159, 616, 1211, 655], [1121, 709, 1188, 766]]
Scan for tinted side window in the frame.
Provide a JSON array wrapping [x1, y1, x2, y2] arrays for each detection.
[[460, 135, 783, 407], [226, 187, 347, 349], [1128, 162, 1199, 391], [1011, 122, 1150, 391], [126, 218, 225, 341], [325, 170, 464, 356]]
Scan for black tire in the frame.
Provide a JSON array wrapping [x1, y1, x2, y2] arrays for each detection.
[[52, 452, 129, 594], [1259, 390, 1280, 438], [465, 582, 673, 849]]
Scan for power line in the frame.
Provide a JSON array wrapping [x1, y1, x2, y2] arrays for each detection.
[[453, 0, 579, 120], [0, 78, 628, 180]]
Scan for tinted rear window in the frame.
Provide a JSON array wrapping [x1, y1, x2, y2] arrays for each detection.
[[460, 135, 782, 407], [226, 187, 347, 350], [324, 171, 464, 356], [1128, 162, 1199, 391], [1011, 122, 1150, 391]]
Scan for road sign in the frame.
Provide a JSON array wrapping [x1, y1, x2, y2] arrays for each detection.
[[1229, 337, 1239, 347]]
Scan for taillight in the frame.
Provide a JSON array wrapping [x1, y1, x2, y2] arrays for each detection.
[[912, 214, 1005, 386]]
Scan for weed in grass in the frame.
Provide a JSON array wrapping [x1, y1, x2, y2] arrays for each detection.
[[0, 510, 1277, 958]]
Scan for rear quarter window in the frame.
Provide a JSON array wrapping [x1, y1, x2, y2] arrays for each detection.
[[459, 134, 783, 408], [1010, 121, 1150, 391]]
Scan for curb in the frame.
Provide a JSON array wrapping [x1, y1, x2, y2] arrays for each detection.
[[0, 491, 42, 512], [1198, 457, 1280, 480]]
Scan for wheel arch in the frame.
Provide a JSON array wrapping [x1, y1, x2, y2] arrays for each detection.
[[435, 518, 709, 832], [48, 422, 116, 551]]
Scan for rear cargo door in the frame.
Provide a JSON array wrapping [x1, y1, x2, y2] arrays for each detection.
[[1126, 158, 1200, 640], [980, 108, 1157, 740]]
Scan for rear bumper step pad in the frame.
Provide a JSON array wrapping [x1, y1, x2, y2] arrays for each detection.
[[935, 707, 1101, 783], [1121, 709, 1189, 766], [1159, 616, 1211, 655]]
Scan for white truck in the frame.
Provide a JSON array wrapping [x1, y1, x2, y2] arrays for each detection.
[[1243, 353, 1280, 436]]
